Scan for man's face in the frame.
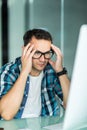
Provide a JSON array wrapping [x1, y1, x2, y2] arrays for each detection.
[[30, 36, 52, 73]]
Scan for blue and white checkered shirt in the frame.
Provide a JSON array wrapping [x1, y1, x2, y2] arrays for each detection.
[[0, 57, 63, 119]]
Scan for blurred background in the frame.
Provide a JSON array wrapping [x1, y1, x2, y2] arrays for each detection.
[[0, 0, 87, 78]]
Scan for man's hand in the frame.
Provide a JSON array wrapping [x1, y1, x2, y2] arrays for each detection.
[[49, 44, 63, 72], [21, 43, 36, 75]]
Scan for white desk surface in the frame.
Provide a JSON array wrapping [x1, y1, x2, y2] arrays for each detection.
[[0, 115, 87, 130], [0, 116, 63, 130]]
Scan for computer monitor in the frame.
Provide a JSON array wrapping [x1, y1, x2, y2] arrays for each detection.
[[63, 24, 87, 130]]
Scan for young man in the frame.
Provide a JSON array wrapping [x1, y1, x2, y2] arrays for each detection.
[[0, 29, 70, 120]]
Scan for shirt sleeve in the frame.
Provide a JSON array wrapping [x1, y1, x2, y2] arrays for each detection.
[[0, 65, 18, 99], [53, 77, 63, 101]]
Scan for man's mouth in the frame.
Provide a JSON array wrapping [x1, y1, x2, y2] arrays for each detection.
[[38, 63, 46, 67]]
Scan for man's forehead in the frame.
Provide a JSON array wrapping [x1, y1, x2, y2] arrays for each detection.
[[30, 36, 51, 44]]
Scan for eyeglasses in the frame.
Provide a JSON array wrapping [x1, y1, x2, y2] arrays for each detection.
[[33, 50, 54, 59]]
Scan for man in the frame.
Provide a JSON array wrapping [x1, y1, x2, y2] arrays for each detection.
[[0, 28, 70, 120]]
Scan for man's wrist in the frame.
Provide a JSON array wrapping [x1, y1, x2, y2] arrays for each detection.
[[56, 67, 67, 77]]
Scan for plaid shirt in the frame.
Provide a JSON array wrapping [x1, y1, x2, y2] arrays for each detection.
[[0, 57, 63, 119]]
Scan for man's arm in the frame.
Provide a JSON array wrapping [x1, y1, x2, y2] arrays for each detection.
[[0, 44, 36, 120], [49, 44, 70, 108], [0, 71, 28, 120], [58, 74, 70, 108]]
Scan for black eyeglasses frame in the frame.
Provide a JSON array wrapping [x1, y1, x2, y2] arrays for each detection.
[[32, 49, 54, 59]]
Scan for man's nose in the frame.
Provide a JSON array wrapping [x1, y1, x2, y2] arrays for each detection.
[[39, 54, 45, 61]]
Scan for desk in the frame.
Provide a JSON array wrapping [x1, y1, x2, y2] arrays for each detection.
[[0, 116, 63, 130], [1, 116, 87, 130]]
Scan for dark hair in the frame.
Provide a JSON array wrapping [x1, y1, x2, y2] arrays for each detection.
[[23, 28, 53, 46]]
